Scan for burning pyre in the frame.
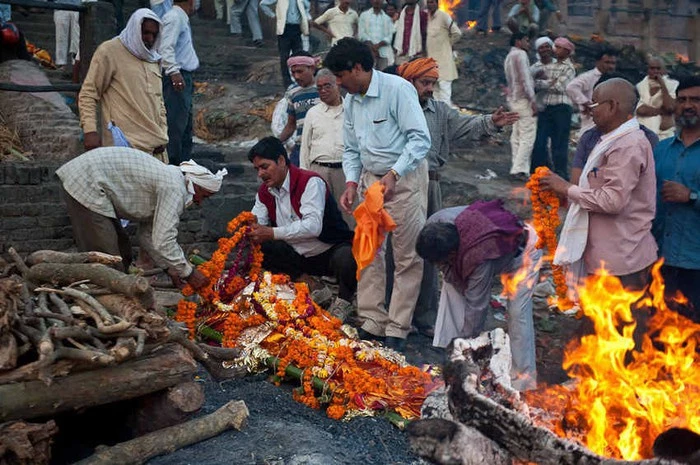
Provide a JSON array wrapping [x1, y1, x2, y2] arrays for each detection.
[[524, 262, 700, 460]]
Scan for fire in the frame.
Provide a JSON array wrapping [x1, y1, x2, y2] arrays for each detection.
[[500, 235, 540, 299], [676, 53, 690, 64], [466, 20, 477, 29], [438, 0, 461, 17], [525, 261, 700, 460]]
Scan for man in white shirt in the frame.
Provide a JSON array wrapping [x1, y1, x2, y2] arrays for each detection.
[[161, 0, 200, 165], [636, 56, 679, 141], [312, 0, 358, 46], [358, 0, 395, 70], [300, 69, 353, 226], [566, 47, 617, 137], [504, 32, 537, 180], [249, 137, 357, 322]]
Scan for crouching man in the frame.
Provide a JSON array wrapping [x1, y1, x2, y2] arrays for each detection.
[[415, 200, 541, 391], [56, 147, 228, 290], [248, 137, 357, 321]]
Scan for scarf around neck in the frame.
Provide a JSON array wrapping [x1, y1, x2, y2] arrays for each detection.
[[118, 8, 162, 63]]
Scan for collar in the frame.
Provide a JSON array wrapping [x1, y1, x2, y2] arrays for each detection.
[[270, 169, 290, 197], [423, 98, 436, 113], [352, 70, 380, 100], [320, 100, 344, 113]]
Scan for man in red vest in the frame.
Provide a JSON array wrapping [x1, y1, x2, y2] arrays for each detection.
[[248, 137, 357, 322]]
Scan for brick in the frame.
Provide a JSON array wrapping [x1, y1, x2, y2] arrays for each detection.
[[15, 166, 30, 185], [3, 165, 17, 184], [39, 216, 71, 227], [187, 220, 202, 232], [42, 203, 67, 216], [0, 217, 38, 229], [0, 203, 42, 217]]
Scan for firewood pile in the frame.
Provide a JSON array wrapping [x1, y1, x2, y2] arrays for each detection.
[[406, 329, 695, 465], [0, 248, 251, 464]]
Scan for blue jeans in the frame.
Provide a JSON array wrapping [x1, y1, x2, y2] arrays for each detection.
[[476, 0, 502, 32], [230, 0, 263, 41], [163, 70, 194, 166], [531, 104, 572, 179]]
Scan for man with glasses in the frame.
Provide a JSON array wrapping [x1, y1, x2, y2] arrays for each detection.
[[540, 77, 657, 289], [652, 76, 700, 322]]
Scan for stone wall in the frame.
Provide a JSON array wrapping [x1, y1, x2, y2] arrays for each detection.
[[0, 158, 260, 260]]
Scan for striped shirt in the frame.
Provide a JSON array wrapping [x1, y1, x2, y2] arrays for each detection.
[[358, 9, 395, 63], [287, 84, 320, 146], [531, 58, 575, 109], [56, 147, 193, 277]]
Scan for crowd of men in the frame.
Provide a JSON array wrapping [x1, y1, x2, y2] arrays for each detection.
[[2, 0, 699, 392]]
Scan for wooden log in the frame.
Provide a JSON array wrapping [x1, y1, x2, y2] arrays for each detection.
[[0, 344, 197, 422], [75, 400, 249, 465], [26, 251, 122, 267], [125, 381, 206, 436], [26, 263, 151, 299], [444, 359, 685, 465], [0, 419, 58, 465]]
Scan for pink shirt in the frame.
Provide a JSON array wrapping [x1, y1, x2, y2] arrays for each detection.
[[567, 129, 658, 276], [504, 47, 535, 103]]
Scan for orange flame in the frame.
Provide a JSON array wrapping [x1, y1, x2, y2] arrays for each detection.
[[525, 261, 700, 459], [500, 238, 540, 299], [676, 53, 689, 64], [438, 0, 462, 17], [466, 20, 477, 29]]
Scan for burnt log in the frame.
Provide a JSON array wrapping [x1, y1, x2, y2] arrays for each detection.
[[125, 381, 205, 436], [444, 357, 686, 465], [75, 400, 249, 465], [0, 420, 58, 465], [0, 344, 197, 422], [26, 263, 151, 300]]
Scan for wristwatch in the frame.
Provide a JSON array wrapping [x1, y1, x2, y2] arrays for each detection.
[[689, 191, 698, 204], [389, 169, 400, 181]]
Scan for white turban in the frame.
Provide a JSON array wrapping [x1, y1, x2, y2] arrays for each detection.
[[534, 36, 554, 51], [180, 160, 228, 194], [118, 8, 162, 63]]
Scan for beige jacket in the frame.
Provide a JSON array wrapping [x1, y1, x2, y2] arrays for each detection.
[[426, 10, 461, 82], [78, 38, 168, 154]]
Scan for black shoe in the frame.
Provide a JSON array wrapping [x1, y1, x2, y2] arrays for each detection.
[[415, 325, 435, 338], [385, 336, 406, 353], [252, 39, 264, 47], [357, 328, 384, 343]]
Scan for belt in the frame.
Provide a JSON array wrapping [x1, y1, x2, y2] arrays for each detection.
[[313, 161, 343, 169], [428, 170, 440, 181], [153, 145, 166, 155]]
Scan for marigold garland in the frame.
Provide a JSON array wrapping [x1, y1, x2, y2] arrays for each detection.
[[526, 167, 574, 310], [174, 211, 440, 421]]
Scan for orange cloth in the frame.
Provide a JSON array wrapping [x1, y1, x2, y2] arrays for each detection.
[[352, 182, 397, 279], [397, 57, 439, 81]]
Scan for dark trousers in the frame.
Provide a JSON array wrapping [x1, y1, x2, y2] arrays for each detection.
[[60, 185, 132, 272], [261, 240, 357, 301], [531, 104, 572, 179], [277, 24, 303, 88], [661, 264, 700, 323], [163, 70, 194, 166]]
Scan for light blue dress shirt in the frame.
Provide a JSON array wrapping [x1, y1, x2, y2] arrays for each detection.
[[160, 6, 200, 75], [342, 70, 431, 183]]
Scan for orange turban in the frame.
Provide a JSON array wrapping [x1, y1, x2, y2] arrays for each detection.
[[352, 182, 396, 280], [397, 58, 439, 81]]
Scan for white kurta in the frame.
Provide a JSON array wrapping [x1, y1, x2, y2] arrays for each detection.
[[636, 75, 679, 141], [426, 10, 461, 82]]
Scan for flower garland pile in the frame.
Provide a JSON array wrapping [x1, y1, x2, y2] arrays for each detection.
[[175, 212, 440, 421], [526, 167, 574, 310]]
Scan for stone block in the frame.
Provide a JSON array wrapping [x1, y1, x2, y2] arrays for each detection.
[[0, 203, 42, 217], [0, 217, 38, 230], [39, 216, 71, 227]]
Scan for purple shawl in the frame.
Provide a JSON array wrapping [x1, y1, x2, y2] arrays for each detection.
[[451, 200, 524, 292]]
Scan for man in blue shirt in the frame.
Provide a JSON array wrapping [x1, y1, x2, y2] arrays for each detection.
[[161, 0, 200, 165], [652, 76, 700, 322], [324, 38, 431, 352]]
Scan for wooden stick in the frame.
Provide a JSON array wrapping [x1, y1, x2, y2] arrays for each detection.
[[36, 287, 115, 325], [7, 247, 29, 277], [27, 263, 150, 299], [48, 292, 73, 318], [26, 250, 122, 266], [74, 400, 249, 465]]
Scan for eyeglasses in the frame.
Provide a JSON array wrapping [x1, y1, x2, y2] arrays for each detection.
[[317, 83, 335, 91], [677, 96, 700, 104], [587, 99, 612, 110]]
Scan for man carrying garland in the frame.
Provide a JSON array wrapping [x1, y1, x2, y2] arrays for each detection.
[[248, 137, 357, 321]]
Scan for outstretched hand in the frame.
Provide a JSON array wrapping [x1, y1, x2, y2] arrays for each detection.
[[491, 106, 519, 127]]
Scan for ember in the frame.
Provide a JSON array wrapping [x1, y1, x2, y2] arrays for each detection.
[[524, 261, 700, 460]]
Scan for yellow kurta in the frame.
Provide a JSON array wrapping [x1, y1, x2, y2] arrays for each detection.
[[426, 10, 462, 82], [78, 38, 168, 155]]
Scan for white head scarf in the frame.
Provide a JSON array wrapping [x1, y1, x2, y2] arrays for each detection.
[[180, 160, 228, 195], [534, 36, 554, 51], [118, 8, 162, 63]]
